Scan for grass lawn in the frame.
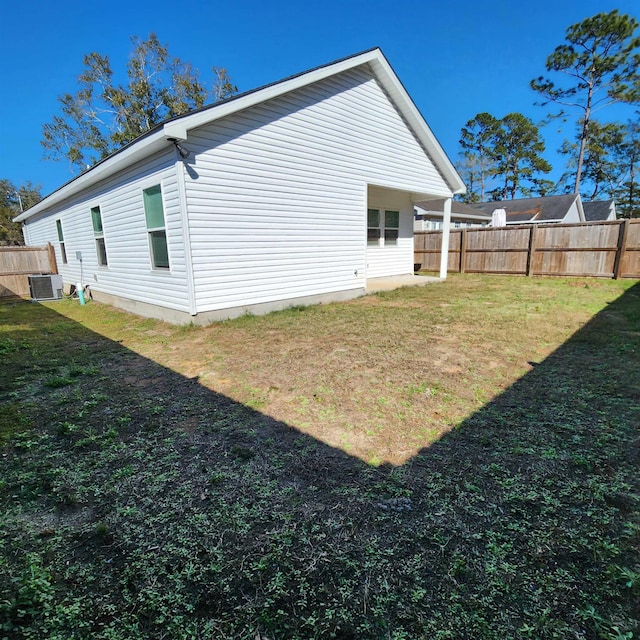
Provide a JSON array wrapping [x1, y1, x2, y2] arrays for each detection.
[[0, 274, 638, 639]]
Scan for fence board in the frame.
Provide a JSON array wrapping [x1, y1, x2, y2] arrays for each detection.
[[0, 245, 57, 298], [616, 220, 640, 279], [414, 230, 462, 272], [414, 220, 640, 279]]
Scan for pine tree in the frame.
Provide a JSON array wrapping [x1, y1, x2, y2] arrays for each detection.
[[0, 181, 42, 245], [531, 10, 640, 193]]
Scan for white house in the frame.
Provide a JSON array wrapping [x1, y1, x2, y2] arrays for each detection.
[[583, 199, 617, 222], [414, 199, 491, 231], [467, 194, 585, 225], [16, 48, 465, 324]]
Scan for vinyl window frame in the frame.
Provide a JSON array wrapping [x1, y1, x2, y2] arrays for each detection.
[[367, 209, 400, 247], [367, 208, 381, 246], [91, 205, 108, 267], [384, 210, 400, 246], [143, 184, 170, 271], [55, 219, 67, 264]]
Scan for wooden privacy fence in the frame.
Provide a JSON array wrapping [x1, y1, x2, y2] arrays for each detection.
[[414, 219, 640, 279], [0, 244, 58, 298]]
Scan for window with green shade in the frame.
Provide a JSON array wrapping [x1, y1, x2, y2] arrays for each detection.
[[367, 208, 381, 246], [384, 210, 399, 245], [143, 185, 165, 229], [91, 206, 103, 234], [91, 206, 108, 266], [143, 184, 169, 270], [56, 219, 67, 264]]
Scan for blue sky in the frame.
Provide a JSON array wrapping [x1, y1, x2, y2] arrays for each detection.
[[1, 0, 638, 197]]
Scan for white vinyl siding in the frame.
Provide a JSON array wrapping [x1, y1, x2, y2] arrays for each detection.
[[366, 187, 415, 278], [564, 201, 582, 223], [184, 66, 446, 313], [23, 150, 191, 313]]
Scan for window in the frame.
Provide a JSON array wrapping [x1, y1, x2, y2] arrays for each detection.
[[368, 209, 400, 246], [384, 210, 399, 245], [143, 185, 169, 269], [91, 206, 108, 266], [56, 220, 67, 264], [367, 209, 381, 246]]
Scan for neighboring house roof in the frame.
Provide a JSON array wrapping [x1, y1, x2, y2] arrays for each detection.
[[414, 199, 490, 217], [583, 199, 616, 221], [504, 209, 541, 223], [16, 48, 465, 223], [467, 194, 583, 223]]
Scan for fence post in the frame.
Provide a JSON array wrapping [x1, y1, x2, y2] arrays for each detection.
[[47, 242, 59, 274], [526, 225, 538, 277], [613, 219, 630, 280], [460, 229, 467, 273]]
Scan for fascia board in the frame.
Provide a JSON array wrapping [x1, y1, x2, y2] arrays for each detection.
[[164, 49, 383, 139], [368, 56, 466, 196], [17, 48, 466, 221], [14, 129, 170, 222], [166, 48, 465, 196], [417, 210, 492, 221], [16, 50, 383, 223]]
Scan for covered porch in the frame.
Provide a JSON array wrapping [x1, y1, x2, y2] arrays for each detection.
[[366, 185, 453, 282]]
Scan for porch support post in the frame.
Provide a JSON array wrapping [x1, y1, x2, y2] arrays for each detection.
[[439, 197, 452, 279]]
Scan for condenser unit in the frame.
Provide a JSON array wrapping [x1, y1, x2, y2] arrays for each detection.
[[28, 274, 64, 301]]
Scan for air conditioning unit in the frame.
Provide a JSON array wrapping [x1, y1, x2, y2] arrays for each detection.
[[28, 274, 64, 301]]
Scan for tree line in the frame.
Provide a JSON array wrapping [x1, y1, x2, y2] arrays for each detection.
[[2, 11, 639, 245], [1, 34, 236, 246], [0, 181, 42, 246], [457, 10, 640, 218]]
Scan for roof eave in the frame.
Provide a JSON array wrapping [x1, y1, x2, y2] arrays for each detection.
[[14, 128, 173, 222], [170, 49, 465, 196], [414, 206, 490, 221], [16, 47, 465, 222], [368, 57, 465, 195]]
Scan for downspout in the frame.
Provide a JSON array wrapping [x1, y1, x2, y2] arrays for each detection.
[[173, 146, 198, 316], [439, 197, 452, 279]]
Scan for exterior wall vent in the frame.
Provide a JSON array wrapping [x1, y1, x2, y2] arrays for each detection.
[[28, 275, 64, 301]]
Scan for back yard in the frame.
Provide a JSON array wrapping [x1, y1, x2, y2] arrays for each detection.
[[1, 274, 638, 639]]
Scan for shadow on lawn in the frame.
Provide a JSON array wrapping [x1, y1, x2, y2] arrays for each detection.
[[0, 282, 639, 639]]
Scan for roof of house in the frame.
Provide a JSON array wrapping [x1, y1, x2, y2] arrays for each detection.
[[467, 194, 581, 222], [414, 199, 492, 220], [583, 199, 614, 221], [16, 48, 465, 223], [505, 209, 541, 223]]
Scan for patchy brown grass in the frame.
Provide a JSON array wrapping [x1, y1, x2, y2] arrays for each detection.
[[47, 275, 627, 465]]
